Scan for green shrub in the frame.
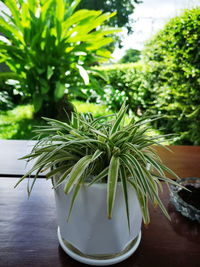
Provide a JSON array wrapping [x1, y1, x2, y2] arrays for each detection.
[[0, 0, 119, 118], [0, 91, 13, 109], [0, 72, 23, 109], [143, 8, 200, 145], [86, 63, 150, 112], [119, 48, 141, 63]]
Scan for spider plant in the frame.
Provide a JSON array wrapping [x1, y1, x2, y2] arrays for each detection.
[[16, 103, 180, 226]]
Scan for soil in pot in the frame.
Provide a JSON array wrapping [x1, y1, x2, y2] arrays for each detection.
[[178, 185, 200, 210]]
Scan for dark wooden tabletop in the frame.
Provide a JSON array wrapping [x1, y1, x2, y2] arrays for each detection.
[[0, 140, 37, 177], [0, 142, 200, 267]]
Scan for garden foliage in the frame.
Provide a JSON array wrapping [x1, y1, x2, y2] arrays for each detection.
[[143, 8, 200, 145], [0, 4, 199, 145], [0, 0, 119, 117], [119, 48, 141, 63], [87, 63, 150, 112], [76, 0, 142, 48], [0, 71, 22, 109], [87, 8, 200, 145]]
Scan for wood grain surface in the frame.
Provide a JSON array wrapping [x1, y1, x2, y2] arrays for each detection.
[[155, 145, 200, 179], [0, 180, 200, 267]]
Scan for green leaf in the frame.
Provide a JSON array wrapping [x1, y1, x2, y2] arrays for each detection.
[[123, 153, 152, 197], [47, 66, 54, 79], [65, 0, 81, 18], [53, 167, 73, 189], [128, 178, 150, 225], [91, 149, 103, 161], [119, 165, 130, 231], [86, 37, 114, 50], [41, 0, 54, 20], [5, 0, 22, 30], [27, 0, 37, 13], [96, 49, 111, 59], [88, 68, 109, 82], [41, 117, 73, 131], [67, 178, 82, 221], [56, 0, 65, 21], [54, 82, 66, 100], [126, 143, 147, 165], [107, 155, 120, 219], [76, 64, 89, 85], [33, 94, 43, 112], [64, 155, 93, 194], [0, 17, 24, 44], [120, 154, 145, 194], [88, 167, 109, 186], [40, 79, 49, 94], [90, 129, 107, 139], [62, 9, 101, 33], [109, 102, 127, 137], [46, 165, 68, 178], [55, 20, 62, 41]]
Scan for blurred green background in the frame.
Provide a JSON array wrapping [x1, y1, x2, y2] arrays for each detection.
[[0, 1, 200, 144]]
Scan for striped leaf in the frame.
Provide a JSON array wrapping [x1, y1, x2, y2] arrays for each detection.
[[67, 178, 82, 221], [107, 156, 120, 219], [128, 179, 150, 225], [46, 165, 68, 179], [119, 165, 130, 231], [91, 149, 103, 161], [109, 102, 127, 136], [53, 167, 73, 189], [88, 167, 109, 186], [64, 155, 93, 194]]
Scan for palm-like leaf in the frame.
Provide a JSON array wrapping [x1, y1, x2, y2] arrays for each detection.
[[0, 0, 120, 113]]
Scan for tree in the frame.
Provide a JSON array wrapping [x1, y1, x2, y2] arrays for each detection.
[[75, 0, 143, 48], [0, 0, 119, 118], [119, 48, 141, 63]]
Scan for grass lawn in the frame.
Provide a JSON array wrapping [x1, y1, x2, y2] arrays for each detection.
[[0, 101, 113, 140], [0, 100, 168, 143]]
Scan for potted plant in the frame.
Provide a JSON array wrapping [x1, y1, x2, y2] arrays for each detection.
[[16, 103, 180, 265]]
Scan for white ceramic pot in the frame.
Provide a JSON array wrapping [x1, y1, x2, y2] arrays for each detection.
[[54, 180, 142, 265]]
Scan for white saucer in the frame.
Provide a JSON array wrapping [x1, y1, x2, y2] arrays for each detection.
[[57, 227, 141, 266]]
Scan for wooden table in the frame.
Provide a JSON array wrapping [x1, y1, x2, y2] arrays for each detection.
[[0, 140, 43, 177], [0, 141, 200, 267]]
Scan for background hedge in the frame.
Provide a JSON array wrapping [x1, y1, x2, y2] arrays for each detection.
[[88, 63, 151, 113], [143, 7, 200, 145], [87, 8, 200, 145], [1, 7, 200, 145]]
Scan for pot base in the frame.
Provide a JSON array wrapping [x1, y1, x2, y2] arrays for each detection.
[[57, 227, 141, 266]]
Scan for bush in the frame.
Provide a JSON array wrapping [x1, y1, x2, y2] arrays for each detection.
[[0, 72, 23, 109], [143, 8, 200, 145], [0, 91, 13, 109], [119, 48, 141, 63], [86, 7, 200, 145], [87, 63, 150, 112]]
